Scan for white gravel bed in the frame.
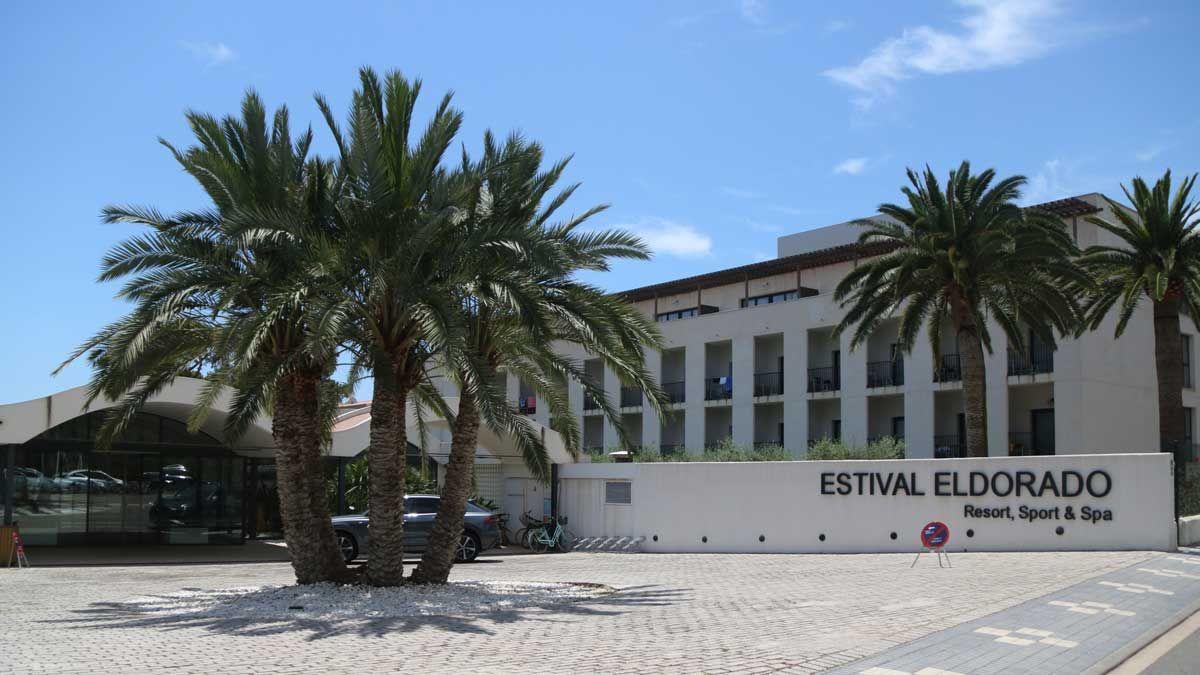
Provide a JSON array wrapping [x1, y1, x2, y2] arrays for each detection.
[[115, 580, 612, 620]]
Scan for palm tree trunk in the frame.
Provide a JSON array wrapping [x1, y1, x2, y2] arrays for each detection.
[[1152, 299, 1187, 515], [958, 325, 990, 458], [365, 356, 408, 586], [411, 385, 481, 584], [272, 371, 347, 584]]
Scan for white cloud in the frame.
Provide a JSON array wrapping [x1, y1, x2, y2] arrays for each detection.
[[1135, 146, 1164, 162], [745, 219, 783, 233], [834, 157, 870, 175], [825, 18, 853, 33], [823, 0, 1063, 110], [740, 0, 768, 25], [180, 41, 238, 68], [721, 186, 764, 199], [619, 218, 713, 258]]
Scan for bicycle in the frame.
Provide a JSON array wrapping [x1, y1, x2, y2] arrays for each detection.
[[527, 515, 576, 553]]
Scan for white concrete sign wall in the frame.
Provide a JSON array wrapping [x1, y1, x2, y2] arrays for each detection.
[[558, 454, 1177, 553]]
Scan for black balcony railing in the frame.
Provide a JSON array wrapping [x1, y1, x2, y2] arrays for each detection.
[[807, 367, 840, 393], [753, 371, 784, 396], [933, 353, 962, 382], [866, 359, 904, 388], [1008, 432, 1054, 456], [583, 393, 600, 411], [1008, 344, 1054, 376], [705, 377, 733, 401], [662, 381, 686, 404], [620, 386, 642, 408], [754, 440, 784, 449], [933, 435, 966, 458]]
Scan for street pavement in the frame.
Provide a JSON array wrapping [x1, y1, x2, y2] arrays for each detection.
[[0, 550, 1186, 674]]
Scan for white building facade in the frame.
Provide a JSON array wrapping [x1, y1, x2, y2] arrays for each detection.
[[514, 193, 1200, 459]]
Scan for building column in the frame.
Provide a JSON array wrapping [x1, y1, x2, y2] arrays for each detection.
[[602, 366, 621, 449], [504, 371, 520, 410], [840, 330, 869, 447], [904, 326, 936, 458], [732, 336, 754, 446], [985, 324, 1010, 457], [685, 344, 706, 453], [783, 330, 808, 457], [567, 369, 584, 450], [642, 349, 662, 451]]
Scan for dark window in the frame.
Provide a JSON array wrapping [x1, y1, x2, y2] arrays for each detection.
[[831, 419, 841, 441], [656, 307, 698, 322], [740, 290, 798, 308], [1184, 334, 1193, 389], [605, 481, 632, 505], [405, 497, 440, 514]]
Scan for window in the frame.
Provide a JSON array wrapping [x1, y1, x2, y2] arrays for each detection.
[[1184, 334, 1193, 389], [656, 305, 718, 323], [1185, 407, 1194, 446], [657, 307, 698, 322], [740, 290, 798, 308], [604, 481, 632, 505], [831, 419, 841, 441], [891, 416, 905, 439], [405, 497, 440, 514]]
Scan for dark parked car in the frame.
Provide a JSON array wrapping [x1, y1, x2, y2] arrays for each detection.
[[331, 495, 501, 563]]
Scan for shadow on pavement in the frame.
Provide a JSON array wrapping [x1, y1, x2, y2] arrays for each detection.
[[52, 583, 689, 641]]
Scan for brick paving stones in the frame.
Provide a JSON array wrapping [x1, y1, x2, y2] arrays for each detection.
[[0, 550, 1158, 674]]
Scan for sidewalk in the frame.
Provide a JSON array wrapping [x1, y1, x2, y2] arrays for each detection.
[[830, 550, 1200, 675]]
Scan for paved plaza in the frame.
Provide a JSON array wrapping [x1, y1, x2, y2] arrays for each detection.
[[0, 550, 1194, 674]]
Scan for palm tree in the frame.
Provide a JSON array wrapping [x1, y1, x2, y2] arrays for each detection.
[[1078, 171, 1200, 481], [409, 133, 666, 584], [834, 162, 1084, 457], [60, 93, 348, 583], [309, 68, 468, 586]]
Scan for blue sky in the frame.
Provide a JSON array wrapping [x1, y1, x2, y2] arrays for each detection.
[[1, 0, 1197, 403]]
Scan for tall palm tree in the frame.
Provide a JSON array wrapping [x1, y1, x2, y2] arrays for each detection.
[[409, 133, 666, 584], [59, 93, 348, 583], [1078, 171, 1200, 483], [834, 162, 1084, 457], [308, 68, 468, 586]]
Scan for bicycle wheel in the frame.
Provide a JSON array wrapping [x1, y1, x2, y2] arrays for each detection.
[[529, 528, 550, 553], [514, 527, 529, 548], [557, 529, 577, 552]]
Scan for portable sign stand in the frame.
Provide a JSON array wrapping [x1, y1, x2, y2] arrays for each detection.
[[8, 531, 29, 569], [911, 521, 951, 568]]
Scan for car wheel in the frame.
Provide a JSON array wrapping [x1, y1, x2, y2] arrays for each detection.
[[457, 532, 481, 562], [336, 531, 358, 562]]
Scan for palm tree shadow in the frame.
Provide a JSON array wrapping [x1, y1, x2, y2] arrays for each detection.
[[52, 583, 689, 641]]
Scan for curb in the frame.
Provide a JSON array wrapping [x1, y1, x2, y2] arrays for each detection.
[[1084, 588, 1200, 674]]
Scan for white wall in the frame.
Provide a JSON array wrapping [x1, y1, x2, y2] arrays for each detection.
[[559, 454, 1176, 553]]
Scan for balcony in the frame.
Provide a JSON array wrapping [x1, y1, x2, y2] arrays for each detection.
[[866, 359, 904, 388], [933, 435, 965, 458], [516, 397, 536, 415], [662, 381, 686, 404], [753, 440, 783, 449], [1007, 344, 1054, 376], [807, 367, 840, 393], [583, 393, 600, 411], [753, 371, 784, 397], [933, 353, 962, 383], [704, 377, 733, 401], [619, 386, 642, 408], [1008, 432, 1054, 456]]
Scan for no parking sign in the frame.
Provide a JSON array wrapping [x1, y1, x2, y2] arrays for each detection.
[[912, 521, 951, 568], [920, 521, 950, 549]]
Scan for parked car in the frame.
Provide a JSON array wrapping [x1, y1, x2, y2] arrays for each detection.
[[13, 467, 59, 494], [56, 469, 125, 493], [331, 495, 501, 563]]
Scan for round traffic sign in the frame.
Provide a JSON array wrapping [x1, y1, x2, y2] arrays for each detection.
[[920, 521, 950, 549]]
